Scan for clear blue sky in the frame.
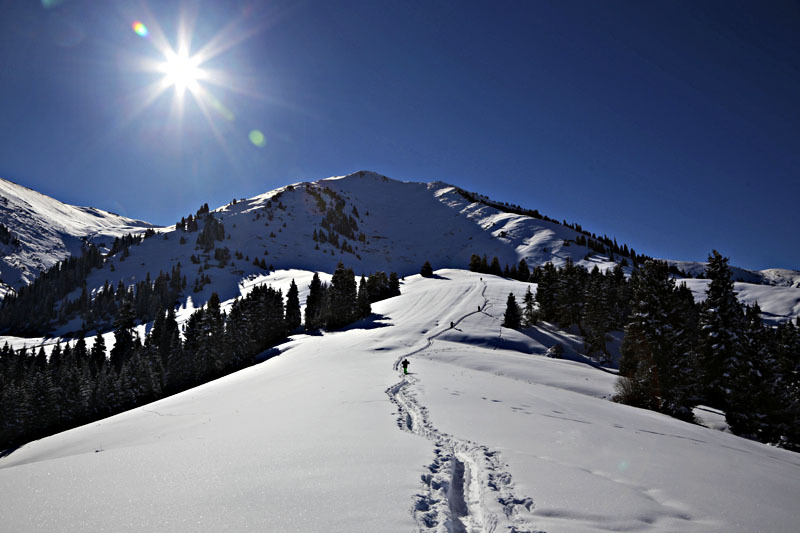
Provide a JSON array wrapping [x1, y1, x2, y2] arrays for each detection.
[[0, 0, 797, 270]]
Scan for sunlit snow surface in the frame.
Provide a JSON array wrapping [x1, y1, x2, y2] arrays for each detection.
[[2, 270, 799, 532]]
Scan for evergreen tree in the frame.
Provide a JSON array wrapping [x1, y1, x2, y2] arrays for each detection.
[[502, 293, 522, 329], [556, 259, 586, 327], [522, 286, 536, 326], [469, 254, 482, 272], [357, 276, 371, 319], [110, 297, 136, 372], [89, 332, 106, 378], [535, 262, 559, 321], [617, 260, 694, 419], [725, 303, 774, 439], [769, 321, 800, 449], [489, 257, 502, 276], [420, 261, 434, 278], [327, 263, 358, 329], [196, 293, 228, 379], [696, 250, 744, 408], [305, 273, 324, 330], [388, 272, 401, 297], [582, 266, 609, 356], [517, 259, 530, 282], [285, 280, 301, 331]]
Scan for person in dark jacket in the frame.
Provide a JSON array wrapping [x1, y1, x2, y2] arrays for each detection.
[[401, 359, 410, 375]]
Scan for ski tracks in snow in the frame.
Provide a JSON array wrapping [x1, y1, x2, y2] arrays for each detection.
[[387, 282, 542, 532]]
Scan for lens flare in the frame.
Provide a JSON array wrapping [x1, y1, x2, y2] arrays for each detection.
[[132, 21, 149, 38], [249, 130, 266, 147]]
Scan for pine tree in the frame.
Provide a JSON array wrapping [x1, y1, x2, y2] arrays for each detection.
[[535, 262, 559, 321], [285, 280, 301, 331], [328, 263, 357, 329], [469, 254, 482, 272], [517, 259, 530, 282], [696, 250, 744, 408], [502, 293, 522, 329], [489, 257, 502, 276], [305, 273, 324, 330], [725, 303, 773, 438], [420, 261, 434, 278], [110, 297, 136, 372], [388, 272, 401, 297], [522, 286, 536, 326], [582, 266, 609, 356], [197, 293, 228, 378], [357, 276, 371, 319], [617, 260, 693, 419]]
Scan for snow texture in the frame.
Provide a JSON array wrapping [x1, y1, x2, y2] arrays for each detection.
[[2, 270, 799, 532]]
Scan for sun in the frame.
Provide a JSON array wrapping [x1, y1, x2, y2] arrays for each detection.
[[158, 48, 204, 96]]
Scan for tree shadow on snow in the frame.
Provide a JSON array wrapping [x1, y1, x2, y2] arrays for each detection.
[[301, 313, 393, 336], [339, 313, 393, 331]]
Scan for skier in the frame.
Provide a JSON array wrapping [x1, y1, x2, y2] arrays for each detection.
[[450, 321, 454, 328], [401, 359, 410, 375]]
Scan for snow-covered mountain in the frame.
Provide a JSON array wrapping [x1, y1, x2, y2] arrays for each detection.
[[2, 270, 799, 532], [0, 178, 155, 296], [10, 170, 794, 336]]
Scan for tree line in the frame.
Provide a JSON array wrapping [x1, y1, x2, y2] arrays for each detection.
[[494, 252, 799, 451], [0, 263, 401, 451], [617, 252, 799, 450]]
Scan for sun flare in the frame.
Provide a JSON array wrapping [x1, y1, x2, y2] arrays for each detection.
[[158, 49, 204, 96]]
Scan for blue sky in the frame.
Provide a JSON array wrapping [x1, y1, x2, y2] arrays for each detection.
[[0, 0, 797, 270]]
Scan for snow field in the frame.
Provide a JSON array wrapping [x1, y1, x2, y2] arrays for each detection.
[[1, 269, 799, 532]]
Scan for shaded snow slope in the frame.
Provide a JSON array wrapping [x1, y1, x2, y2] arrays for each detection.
[[0, 178, 155, 294], [2, 270, 798, 532]]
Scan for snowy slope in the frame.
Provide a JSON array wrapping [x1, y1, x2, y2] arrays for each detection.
[[0, 177, 155, 295], [665, 259, 800, 288], [30, 171, 620, 335], [2, 270, 798, 532], [13, 170, 785, 336], [681, 278, 800, 326]]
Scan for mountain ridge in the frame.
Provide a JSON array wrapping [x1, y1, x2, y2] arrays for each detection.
[[1, 171, 798, 334], [0, 177, 155, 296]]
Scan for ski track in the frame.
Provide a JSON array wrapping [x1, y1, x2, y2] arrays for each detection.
[[387, 281, 542, 533]]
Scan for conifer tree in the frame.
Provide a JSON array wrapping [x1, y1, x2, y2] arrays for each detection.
[[517, 259, 531, 282], [696, 250, 744, 408], [725, 303, 773, 438], [489, 257, 502, 276], [305, 273, 324, 330], [469, 254, 482, 272], [535, 262, 559, 321], [582, 266, 609, 356], [420, 261, 434, 278], [618, 260, 693, 419], [357, 276, 371, 319], [502, 293, 522, 329], [285, 280, 301, 331], [110, 297, 136, 372], [522, 286, 536, 326], [328, 263, 357, 329], [388, 272, 401, 297]]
